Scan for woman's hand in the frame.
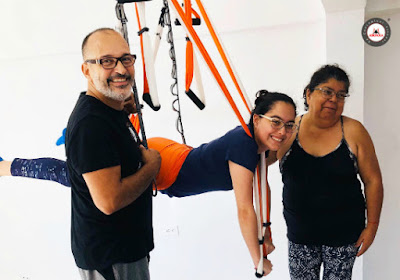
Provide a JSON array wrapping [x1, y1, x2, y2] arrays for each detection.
[[262, 257, 273, 276], [355, 223, 379, 256], [264, 239, 275, 256]]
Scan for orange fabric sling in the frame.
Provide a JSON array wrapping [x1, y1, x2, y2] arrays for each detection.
[[135, 4, 151, 108]]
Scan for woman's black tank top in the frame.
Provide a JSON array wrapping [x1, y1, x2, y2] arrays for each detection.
[[280, 116, 365, 246]]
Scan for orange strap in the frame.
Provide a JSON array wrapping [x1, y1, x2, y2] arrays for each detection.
[[184, 0, 194, 92], [135, 4, 150, 97], [169, 0, 251, 137], [129, 114, 141, 133], [191, 6, 201, 19], [185, 40, 194, 92], [195, 0, 251, 114]]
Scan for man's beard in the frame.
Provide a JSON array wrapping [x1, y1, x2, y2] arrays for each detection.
[[93, 73, 133, 102]]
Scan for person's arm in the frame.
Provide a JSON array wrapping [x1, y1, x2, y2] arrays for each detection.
[[351, 121, 383, 256], [83, 145, 161, 215], [229, 161, 273, 276]]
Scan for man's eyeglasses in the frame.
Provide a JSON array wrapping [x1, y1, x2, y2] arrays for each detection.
[[315, 88, 349, 101], [85, 54, 137, 69], [258, 115, 298, 133]]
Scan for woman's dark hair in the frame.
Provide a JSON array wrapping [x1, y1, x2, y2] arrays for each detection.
[[249, 90, 297, 128], [303, 64, 350, 110]]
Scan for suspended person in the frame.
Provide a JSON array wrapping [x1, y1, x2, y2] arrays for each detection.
[[1, 89, 299, 277], [276, 64, 383, 280]]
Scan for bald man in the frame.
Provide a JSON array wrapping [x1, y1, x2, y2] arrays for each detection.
[[66, 28, 161, 280]]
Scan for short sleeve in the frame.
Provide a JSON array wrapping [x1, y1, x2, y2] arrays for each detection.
[[225, 132, 259, 173], [68, 116, 120, 175]]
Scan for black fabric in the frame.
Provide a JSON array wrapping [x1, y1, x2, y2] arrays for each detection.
[[97, 266, 116, 280], [281, 136, 365, 246], [66, 93, 154, 270]]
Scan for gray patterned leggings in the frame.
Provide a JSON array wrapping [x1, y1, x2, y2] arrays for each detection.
[[288, 240, 359, 280]]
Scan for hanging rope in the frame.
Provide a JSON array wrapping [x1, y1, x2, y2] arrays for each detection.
[[115, 0, 157, 196], [163, 0, 186, 144], [115, 2, 148, 147]]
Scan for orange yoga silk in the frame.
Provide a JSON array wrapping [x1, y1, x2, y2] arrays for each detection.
[[147, 137, 193, 190]]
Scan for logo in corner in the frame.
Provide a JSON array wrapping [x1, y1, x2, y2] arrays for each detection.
[[362, 18, 391, 47]]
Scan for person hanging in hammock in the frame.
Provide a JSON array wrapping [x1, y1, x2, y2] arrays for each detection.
[[0, 89, 297, 276]]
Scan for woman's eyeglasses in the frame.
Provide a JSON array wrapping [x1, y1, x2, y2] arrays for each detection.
[[315, 88, 349, 101], [258, 115, 297, 133]]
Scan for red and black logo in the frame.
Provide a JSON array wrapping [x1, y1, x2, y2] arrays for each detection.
[[362, 18, 391, 47]]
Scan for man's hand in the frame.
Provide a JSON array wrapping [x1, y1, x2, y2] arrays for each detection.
[[139, 145, 161, 174], [123, 93, 142, 114]]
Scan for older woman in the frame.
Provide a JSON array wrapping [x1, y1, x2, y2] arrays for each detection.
[[277, 64, 383, 280]]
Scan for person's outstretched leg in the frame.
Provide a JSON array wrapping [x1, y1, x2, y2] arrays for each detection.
[[0, 157, 12, 176], [10, 158, 70, 187]]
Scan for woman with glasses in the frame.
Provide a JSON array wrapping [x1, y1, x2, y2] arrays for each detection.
[[276, 64, 383, 280], [0, 89, 297, 277]]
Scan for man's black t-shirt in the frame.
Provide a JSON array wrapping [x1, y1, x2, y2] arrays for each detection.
[[66, 93, 153, 270]]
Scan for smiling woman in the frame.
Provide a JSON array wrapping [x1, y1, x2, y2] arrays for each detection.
[[277, 64, 384, 280]]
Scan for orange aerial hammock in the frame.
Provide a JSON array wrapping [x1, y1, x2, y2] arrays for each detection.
[[183, 0, 205, 110], [134, 2, 161, 111]]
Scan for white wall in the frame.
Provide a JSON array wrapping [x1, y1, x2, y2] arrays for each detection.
[[3, 0, 395, 279], [324, 7, 366, 122], [363, 9, 400, 280]]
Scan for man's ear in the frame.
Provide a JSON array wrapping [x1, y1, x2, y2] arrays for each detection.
[[82, 63, 91, 81]]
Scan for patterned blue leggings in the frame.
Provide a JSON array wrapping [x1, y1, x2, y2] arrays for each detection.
[[288, 240, 359, 280], [11, 158, 70, 187]]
